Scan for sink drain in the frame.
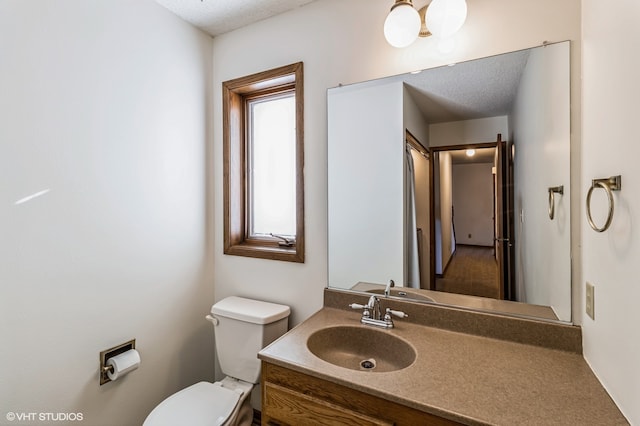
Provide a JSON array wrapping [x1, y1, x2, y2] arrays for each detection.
[[360, 358, 377, 370]]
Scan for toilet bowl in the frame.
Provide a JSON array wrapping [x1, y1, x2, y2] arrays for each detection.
[[143, 378, 253, 426], [143, 297, 290, 426]]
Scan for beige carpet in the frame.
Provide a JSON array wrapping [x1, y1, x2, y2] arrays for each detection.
[[435, 245, 500, 299]]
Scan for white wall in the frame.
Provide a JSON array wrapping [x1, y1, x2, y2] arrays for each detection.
[[0, 1, 214, 425], [437, 153, 455, 272], [411, 149, 431, 288], [327, 81, 404, 288], [582, 0, 640, 423], [429, 116, 508, 147], [452, 163, 495, 246], [404, 85, 431, 288], [510, 42, 571, 321]]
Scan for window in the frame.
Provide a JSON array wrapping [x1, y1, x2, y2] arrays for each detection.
[[223, 62, 304, 262]]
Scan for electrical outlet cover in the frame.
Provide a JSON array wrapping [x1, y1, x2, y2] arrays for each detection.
[[586, 282, 595, 320]]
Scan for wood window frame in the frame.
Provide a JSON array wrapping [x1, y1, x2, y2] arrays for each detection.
[[223, 62, 304, 263]]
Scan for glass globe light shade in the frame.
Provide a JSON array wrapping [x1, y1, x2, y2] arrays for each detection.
[[384, 3, 421, 48], [425, 0, 467, 38]]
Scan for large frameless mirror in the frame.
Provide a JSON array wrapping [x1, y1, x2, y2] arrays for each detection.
[[328, 41, 571, 322]]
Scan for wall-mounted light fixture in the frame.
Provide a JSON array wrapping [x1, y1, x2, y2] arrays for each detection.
[[384, 0, 468, 48]]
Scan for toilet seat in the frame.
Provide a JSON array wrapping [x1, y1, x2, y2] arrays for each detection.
[[143, 381, 242, 426]]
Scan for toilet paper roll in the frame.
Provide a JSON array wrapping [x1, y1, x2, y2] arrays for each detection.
[[106, 349, 140, 381]]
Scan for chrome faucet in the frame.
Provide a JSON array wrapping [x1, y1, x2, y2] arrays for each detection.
[[367, 295, 382, 320], [349, 295, 407, 329], [384, 279, 395, 297]]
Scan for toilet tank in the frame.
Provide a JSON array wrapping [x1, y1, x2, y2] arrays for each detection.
[[211, 296, 290, 384]]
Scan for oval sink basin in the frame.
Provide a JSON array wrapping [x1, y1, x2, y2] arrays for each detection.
[[367, 288, 434, 302], [306, 326, 416, 372]]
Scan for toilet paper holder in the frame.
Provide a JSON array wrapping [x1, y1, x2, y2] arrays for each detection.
[[100, 339, 136, 385]]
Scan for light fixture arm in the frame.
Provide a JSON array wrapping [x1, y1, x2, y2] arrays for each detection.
[[390, 0, 415, 11]]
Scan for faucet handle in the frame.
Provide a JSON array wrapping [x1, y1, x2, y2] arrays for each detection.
[[385, 308, 408, 319], [349, 303, 367, 310]]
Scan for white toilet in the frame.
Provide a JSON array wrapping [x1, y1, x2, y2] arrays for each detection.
[[143, 296, 291, 426]]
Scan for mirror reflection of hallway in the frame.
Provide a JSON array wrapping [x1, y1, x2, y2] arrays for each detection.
[[431, 140, 507, 299], [435, 245, 498, 298]]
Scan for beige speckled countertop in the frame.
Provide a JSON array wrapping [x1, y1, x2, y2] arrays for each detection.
[[259, 306, 628, 425]]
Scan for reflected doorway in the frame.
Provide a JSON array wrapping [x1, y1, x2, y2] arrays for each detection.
[[424, 134, 514, 300]]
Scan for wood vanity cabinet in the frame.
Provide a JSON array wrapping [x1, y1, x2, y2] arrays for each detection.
[[261, 362, 462, 426]]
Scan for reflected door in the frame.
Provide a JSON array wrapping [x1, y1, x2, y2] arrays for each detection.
[[495, 137, 515, 300]]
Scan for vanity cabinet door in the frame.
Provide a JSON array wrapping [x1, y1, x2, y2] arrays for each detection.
[[263, 381, 392, 426], [261, 362, 462, 426]]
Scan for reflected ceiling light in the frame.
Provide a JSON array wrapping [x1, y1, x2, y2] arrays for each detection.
[[384, 0, 421, 48], [384, 0, 468, 48], [466, 149, 476, 157]]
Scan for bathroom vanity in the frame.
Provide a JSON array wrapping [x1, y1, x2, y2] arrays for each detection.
[[258, 289, 628, 425], [261, 362, 456, 425]]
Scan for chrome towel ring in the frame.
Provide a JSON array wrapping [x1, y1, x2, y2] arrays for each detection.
[[548, 185, 564, 220], [586, 175, 622, 232]]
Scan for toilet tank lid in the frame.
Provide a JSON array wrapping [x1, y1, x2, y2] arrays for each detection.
[[211, 296, 290, 324]]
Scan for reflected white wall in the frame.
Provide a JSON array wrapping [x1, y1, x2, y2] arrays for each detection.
[[328, 81, 405, 288], [510, 42, 571, 320], [453, 163, 495, 246]]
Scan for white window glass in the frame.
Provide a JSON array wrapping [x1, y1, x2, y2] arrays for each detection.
[[248, 93, 296, 237]]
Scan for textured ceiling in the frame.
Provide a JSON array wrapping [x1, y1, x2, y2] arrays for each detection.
[[403, 48, 531, 124], [155, 0, 317, 36], [404, 49, 534, 165]]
